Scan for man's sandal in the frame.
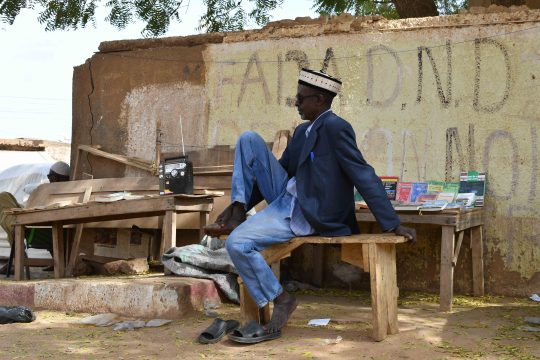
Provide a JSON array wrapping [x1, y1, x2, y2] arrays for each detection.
[[197, 318, 240, 344], [228, 320, 281, 344]]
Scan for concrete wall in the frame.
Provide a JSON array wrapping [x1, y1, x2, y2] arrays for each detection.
[[73, 9, 540, 295]]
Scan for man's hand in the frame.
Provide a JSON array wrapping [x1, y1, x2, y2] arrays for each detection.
[[394, 225, 417, 243]]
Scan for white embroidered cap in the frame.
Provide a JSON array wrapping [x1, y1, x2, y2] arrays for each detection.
[[50, 161, 70, 176], [298, 68, 342, 94]]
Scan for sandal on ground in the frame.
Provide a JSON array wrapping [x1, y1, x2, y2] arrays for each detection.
[[228, 320, 281, 344], [197, 318, 240, 344]]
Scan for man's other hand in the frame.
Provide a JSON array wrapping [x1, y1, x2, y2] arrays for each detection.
[[394, 225, 417, 243]]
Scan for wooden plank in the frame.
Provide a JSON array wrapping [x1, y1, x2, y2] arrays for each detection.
[[357, 210, 458, 226], [262, 238, 306, 264], [72, 147, 82, 180], [14, 225, 24, 280], [192, 169, 233, 176], [193, 175, 232, 190], [362, 244, 370, 272], [66, 186, 92, 277], [341, 243, 364, 269], [471, 226, 485, 296], [12, 197, 212, 226], [239, 278, 262, 323], [369, 243, 388, 341], [452, 231, 465, 267], [455, 209, 484, 232], [23, 258, 54, 267], [271, 130, 290, 159], [440, 225, 455, 312], [79, 145, 153, 173], [261, 235, 404, 265], [26, 177, 159, 209], [199, 212, 209, 240], [297, 235, 406, 245], [52, 222, 65, 278], [270, 261, 280, 279], [160, 210, 177, 255]]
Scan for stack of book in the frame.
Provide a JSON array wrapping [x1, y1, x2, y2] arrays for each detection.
[[354, 172, 486, 212]]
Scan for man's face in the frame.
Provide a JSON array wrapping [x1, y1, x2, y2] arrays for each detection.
[[295, 84, 320, 121]]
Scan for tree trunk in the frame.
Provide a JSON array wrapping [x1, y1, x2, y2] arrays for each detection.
[[392, 0, 439, 18]]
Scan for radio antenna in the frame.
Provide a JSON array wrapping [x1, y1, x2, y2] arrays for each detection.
[[179, 115, 186, 156]]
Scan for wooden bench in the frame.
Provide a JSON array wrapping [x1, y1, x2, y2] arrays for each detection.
[[238, 234, 407, 341]]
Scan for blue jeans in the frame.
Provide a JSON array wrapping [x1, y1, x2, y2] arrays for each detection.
[[226, 131, 295, 308]]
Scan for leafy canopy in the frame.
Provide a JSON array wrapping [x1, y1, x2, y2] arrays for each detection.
[[0, 0, 467, 37]]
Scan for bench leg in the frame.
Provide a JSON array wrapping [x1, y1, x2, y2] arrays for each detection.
[[238, 277, 270, 324], [369, 243, 399, 341]]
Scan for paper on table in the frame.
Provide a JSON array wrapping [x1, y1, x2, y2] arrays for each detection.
[[308, 318, 331, 326]]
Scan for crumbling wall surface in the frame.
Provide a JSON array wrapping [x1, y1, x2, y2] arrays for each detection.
[[72, 43, 210, 179], [72, 9, 540, 295]]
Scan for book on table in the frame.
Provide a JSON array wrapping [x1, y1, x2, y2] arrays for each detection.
[[455, 192, 476, 207], [380, 176, 399, 200], [393, 203, 421, 211], [459, 171, 486, 207], [419, 200, 449, 212], [410, 182, 428, 202], [427, 180, 445, 193], [396, 182, 413, 202], [416, 193, 438, 203], [436, 192, 457, 202]]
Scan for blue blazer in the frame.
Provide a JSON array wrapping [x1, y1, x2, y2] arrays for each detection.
[[279, 111, 400, 236]]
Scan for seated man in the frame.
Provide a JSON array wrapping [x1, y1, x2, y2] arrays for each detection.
[[204, 68, 416, 343], [0, 161, 70, 274]]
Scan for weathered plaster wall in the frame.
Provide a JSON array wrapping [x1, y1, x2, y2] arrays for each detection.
[[72, 44, 210, 178], [73, 10, 540, 295]]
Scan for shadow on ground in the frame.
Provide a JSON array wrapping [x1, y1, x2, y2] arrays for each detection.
[[0, 289, 538, 359]]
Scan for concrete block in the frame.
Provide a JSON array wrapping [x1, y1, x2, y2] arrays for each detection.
[[0, 282, 35, 307], [0, 276, 222, 318]]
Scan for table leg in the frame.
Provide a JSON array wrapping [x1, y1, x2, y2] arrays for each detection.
[[52, 222, 65, 278], [160, 210, 176, 256], [440, 225, 455, 312], [14, 225, 24, 281], [471, 225, 485, 296]]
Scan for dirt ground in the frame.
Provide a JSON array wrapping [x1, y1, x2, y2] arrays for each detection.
[[0, 289, 538, 360]]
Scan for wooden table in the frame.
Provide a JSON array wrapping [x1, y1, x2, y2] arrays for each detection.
[[9, 194, 215, 280], [356, 208, 484, 311]]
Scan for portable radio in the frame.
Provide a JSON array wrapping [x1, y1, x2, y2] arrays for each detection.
[[159, 156, 193, 195], [158, 115, 194, 195]]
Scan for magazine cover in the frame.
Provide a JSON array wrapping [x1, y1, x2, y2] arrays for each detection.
[[396, 182, 413, 202], [380, 176, 399, 200], [459, 171, 486, 207], [410, 182, 428, 202]]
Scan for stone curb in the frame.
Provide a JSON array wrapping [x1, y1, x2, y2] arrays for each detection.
[[0, 276, 221, 318]]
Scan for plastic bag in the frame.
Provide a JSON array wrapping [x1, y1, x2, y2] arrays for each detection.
[[0, 306, 36, 324]]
